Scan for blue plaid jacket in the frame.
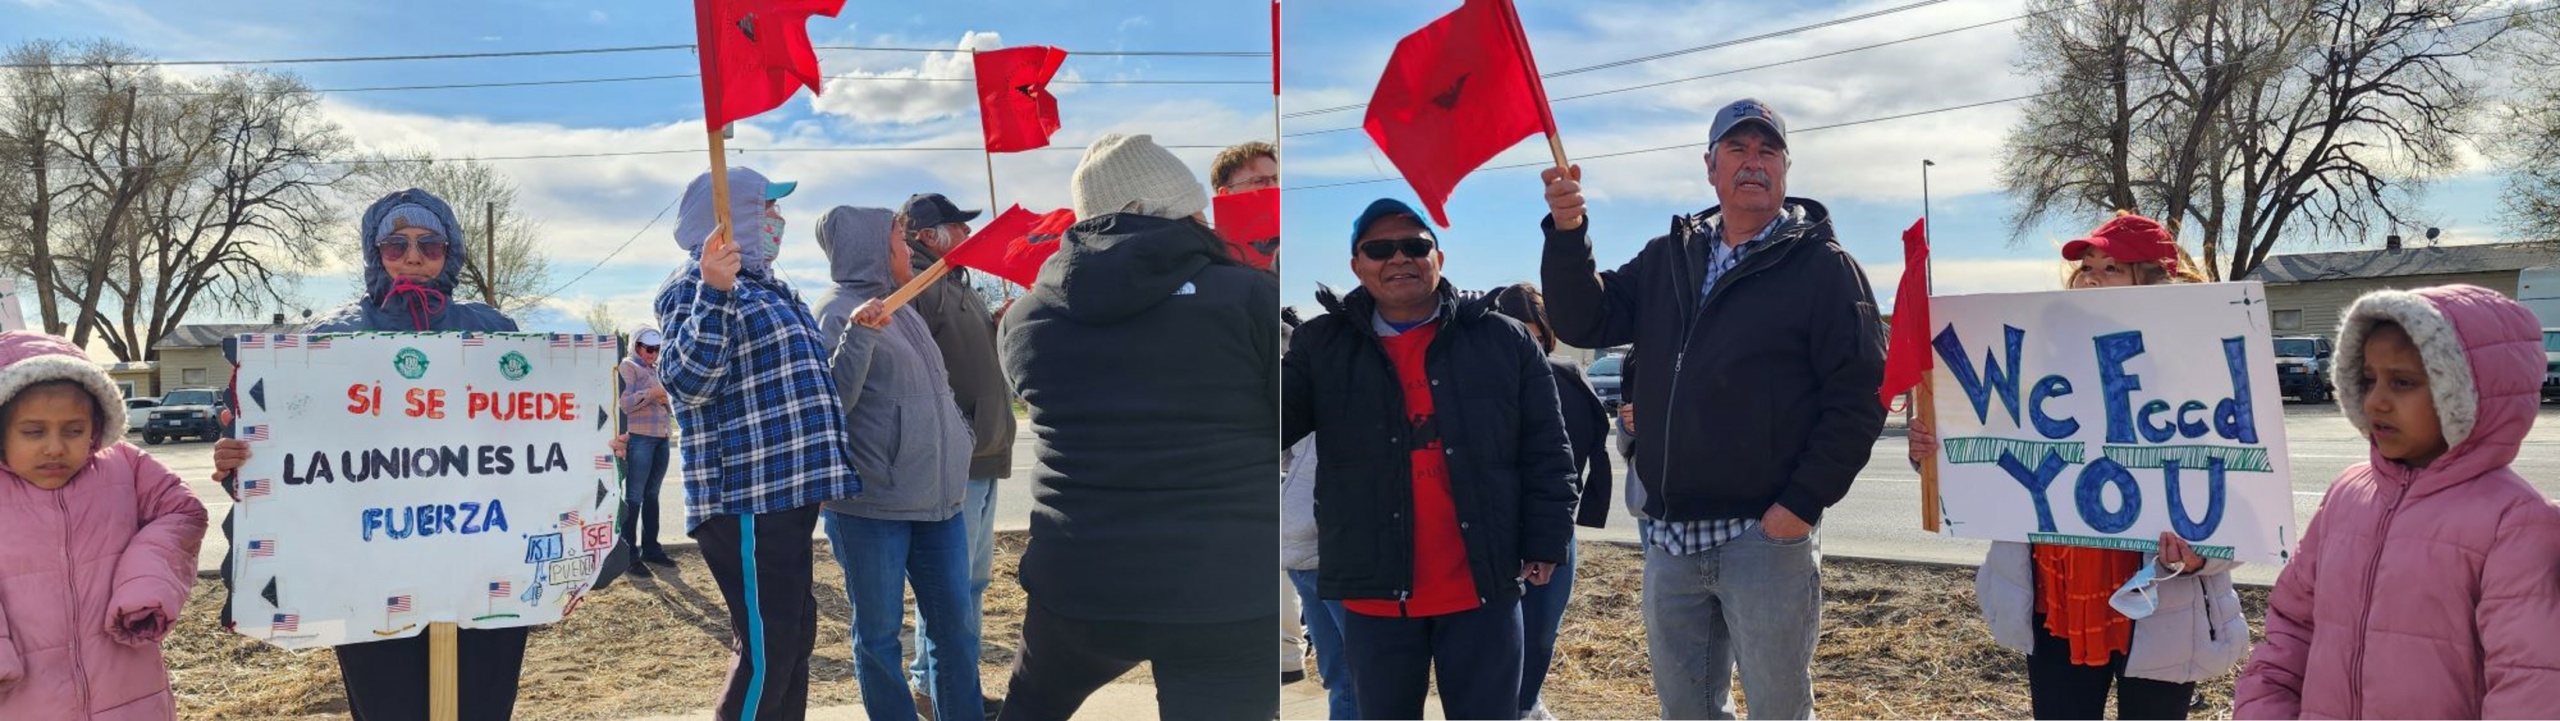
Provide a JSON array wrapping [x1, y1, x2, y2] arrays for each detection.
[[655, 266, 862, 530]]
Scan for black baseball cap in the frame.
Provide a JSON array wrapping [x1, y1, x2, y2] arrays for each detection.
[[1709, 98, 1787, 149], [901, 193, 983, 230]]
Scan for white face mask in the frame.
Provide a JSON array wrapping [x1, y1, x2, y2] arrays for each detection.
[[2107, 562, 2189, 620]]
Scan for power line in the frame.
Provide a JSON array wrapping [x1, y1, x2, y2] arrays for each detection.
[[25, 139, 1265, 173], [1284, 3, 2075, 139], [524, 195, 680, 308], [1284, 0, 2558, 192], [0, 43, 1264, 69], [1280, 0, 1955, 119], [6, 70, 1265, 100]]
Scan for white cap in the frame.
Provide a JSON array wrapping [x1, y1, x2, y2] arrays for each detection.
[[633, 328, 664, 347], [1069, 133, 1209, 221]]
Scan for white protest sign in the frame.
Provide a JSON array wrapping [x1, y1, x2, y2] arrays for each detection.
[[0, 278, 24, 331], [228, 332, 622, 649], [1926, 282, 2297, 565]]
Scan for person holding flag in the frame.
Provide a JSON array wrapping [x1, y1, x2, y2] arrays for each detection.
[[1282, 197, 1578, 720], [1537, 98, 1886, 719], [996, 133, 1279, 720], [889, 191, 1016, 718], [654, 167, 863, 721]]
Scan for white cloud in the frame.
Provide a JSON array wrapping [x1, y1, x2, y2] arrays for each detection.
[[809, 32, 1006, 125], [588, 10, 608, 24]]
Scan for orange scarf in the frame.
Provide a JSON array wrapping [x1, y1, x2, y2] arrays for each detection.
[[2033, 544, 2144, 666]]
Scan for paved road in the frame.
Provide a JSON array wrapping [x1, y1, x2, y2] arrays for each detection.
[[1581, 402, 2560, 586], [171, 404, 2560, 581]]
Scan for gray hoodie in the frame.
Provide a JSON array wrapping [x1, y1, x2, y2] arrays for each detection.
[[815, 206, 971, 521]]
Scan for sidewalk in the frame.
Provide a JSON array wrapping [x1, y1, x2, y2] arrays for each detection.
[[629, 684, 1165, 721]]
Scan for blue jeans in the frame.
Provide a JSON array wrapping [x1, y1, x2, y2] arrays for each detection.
[[1518, 542, 1578, 713], [1339, 601, 1523, 721], [1288, 568, 1358, 719], [912, 477, 998, 696], [620, 434, 670, 554], [823, 510, 984, 721], [1642, 527, 1822, 720]]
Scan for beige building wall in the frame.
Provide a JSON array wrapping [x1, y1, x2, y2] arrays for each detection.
[[157, 347, 228, 391], [2261, 270, 2519, 336]]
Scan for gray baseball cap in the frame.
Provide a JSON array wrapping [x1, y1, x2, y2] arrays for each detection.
[[1709, 98, 1787, 149]]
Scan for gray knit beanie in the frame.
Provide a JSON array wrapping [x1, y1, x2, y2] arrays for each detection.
[[1069, 133, 1209, 221]]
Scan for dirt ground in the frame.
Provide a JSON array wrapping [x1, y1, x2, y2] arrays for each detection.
[[167, 533, 1089, 721], [170, 536, 2260, 720]]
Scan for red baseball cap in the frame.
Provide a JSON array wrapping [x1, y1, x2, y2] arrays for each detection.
[[2062, 214, 2180, 270]]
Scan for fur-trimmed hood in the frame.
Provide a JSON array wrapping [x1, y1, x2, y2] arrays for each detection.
[[0, 331, 125, 449], [2331, 284, 2541, 487]]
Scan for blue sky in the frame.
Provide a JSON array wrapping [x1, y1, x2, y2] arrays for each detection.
[[1278, 0, 2517, 318], [3, 0, 1279, 333]]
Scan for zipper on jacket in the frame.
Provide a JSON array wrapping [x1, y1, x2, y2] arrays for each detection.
[[2346, 478, 2410, 719], [1656, 219, 1792, 524], [2201, 582, 2217, 642], [59, 491, 95, 711]]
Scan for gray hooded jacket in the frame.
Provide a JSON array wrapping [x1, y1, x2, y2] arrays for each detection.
[[816, 206, 971, 521], [310, 189, 519, 333]]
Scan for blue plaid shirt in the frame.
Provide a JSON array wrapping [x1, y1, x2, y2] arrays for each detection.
[[655, 267, 862, 530], [1640, 212, 1789, 555]]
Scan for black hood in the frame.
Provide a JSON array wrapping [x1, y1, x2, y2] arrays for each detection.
[[1031, 213, 1239, 324]]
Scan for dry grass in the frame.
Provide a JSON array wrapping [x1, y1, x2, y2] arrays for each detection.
[[1524, 543, 2267, 720], [169, 532, 1085, 721]]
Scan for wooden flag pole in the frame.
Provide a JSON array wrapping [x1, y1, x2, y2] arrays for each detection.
[[882, 259, 958, 314], [428, 621, 458, 721], [1916, 205, 1941, 532], [1495, 0, 1571, 175], [704, 128, 737, 259]]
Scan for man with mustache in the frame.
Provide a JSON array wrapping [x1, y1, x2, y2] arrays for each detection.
[[1282, 198, 1578, 720], [1536, 98, 1887, 719]]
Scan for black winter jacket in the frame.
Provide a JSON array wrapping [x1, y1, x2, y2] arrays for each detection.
[[1539, 198, 1886, 526], [1281, 282, 1578, 606]]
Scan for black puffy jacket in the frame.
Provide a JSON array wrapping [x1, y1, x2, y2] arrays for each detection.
[[1281, 282, 1578, 606]]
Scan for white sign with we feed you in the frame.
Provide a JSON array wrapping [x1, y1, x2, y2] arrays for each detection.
[[1926, 282, 2298, 565], [227, 332, 621, 650]]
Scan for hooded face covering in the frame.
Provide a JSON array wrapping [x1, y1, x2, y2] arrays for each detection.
[[762, 203, 788, 264], [675, 167, 781, 275]]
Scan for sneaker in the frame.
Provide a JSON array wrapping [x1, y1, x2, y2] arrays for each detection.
[[642, 550, 677, 567], [982, 696, 1005, 721], [1522, 702, 1558, 720], [1281, 669, 1306, 685], [628, 562, 653, 579]]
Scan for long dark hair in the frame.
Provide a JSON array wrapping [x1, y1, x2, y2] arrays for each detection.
[[1489, 282, 1555, 354]]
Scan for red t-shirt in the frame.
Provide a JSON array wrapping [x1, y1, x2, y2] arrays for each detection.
[[1346, 322, 1481, 618]]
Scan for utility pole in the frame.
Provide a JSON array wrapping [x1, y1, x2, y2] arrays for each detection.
[[484, 202, 499, 305]]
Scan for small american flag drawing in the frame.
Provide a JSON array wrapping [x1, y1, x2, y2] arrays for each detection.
[[275, 335, 300, 349], [246, 539, 277, 558], [240, 425, 269, 442], [387, 595, 413, 613], [308, 337, 333, 350], [594, 454, 616, 470], [559, 510, 582, 528], [240, 477, 271, 498], [240, 335, 265, 350], [489, 581, 512, 598], [462, 336, 487, 348], [550, 335, 571, 349], [271, 613, 299, 633]]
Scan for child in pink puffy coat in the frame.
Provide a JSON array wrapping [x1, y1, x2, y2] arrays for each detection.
[[2234, 285, 2560, 719], [0, 331, 209, 720]]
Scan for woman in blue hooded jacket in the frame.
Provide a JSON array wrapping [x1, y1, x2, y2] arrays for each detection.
[[211, 189, 525, 720]]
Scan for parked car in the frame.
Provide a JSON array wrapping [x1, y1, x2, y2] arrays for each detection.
[[143, 387, 226, 444], [124, 396, 159, 433], [1587, 353, 1624, 410], [2543, 328, 2559, 403], [2274, 336, 2334, 403]]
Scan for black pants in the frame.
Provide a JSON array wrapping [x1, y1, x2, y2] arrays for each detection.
[[334, 626, 530, 721], [1339, 601, 1524, 721], [998, 600, 1278, 721], [2027, 614, 2195, 720], [693, 504, 823, 721]]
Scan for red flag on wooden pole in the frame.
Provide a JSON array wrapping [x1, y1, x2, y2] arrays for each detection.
[[975, 46, 1069, 153], [1214, 187, 1280, 271], [1362, 0, 1560, 227], [946, 205, 1075, 288], [694, 0, 844, 129], [1878, 218, 1934, 407]]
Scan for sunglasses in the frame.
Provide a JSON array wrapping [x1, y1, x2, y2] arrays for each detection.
[[1358, 237, 1436, 261], [379, 238, 449, 263]]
